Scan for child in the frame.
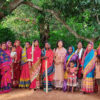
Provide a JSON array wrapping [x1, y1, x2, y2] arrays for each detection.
[[10, 46, 17, 83], [67, 61, 78, 93], [10, 46, 17, 63]]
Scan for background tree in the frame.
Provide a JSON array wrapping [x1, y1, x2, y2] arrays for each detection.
[[0, 0, 100, 48]]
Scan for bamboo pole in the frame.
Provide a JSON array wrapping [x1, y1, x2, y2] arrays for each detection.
[[45, 60, 48, 93]]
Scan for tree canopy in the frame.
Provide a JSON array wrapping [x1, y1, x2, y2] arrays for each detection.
[[0, 0, 100, 48]]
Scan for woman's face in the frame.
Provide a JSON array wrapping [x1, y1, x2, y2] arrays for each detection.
[[58, 41, 63, 48], [77, 42, 82, 49], [70, 62, 74, 68], [25, 42, 30, 48], [16, 41, 20, 47], [34, 40, 39, 47], [68, 47, 73, 54], [8, 41, 12, 47], [2, 44, 6, 50], [87, 44, 92, 51], [45, 43, 50, 49], [12, 47, 16, 52]]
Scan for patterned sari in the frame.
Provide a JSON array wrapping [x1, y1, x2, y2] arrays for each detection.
[[0, 49, 12, 94], [29, 46, 41, 89], [41, 48, 54, 91], [63, 47, 78, 91], [19, 47, 30, 88], [82, 49, 96, 93]]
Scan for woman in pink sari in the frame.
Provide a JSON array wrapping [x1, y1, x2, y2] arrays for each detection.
[[0, 42, 12, 94], [30, 40, 41, 90]]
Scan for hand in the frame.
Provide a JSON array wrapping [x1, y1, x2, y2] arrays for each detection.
[[32, 42, 34, 46], [83, 75, 85, 79], [30, 68, 33, 74], [42, 56, 48, 60], [81, 67, 84, 73], [56, 62, 60, 65], [44, 56, 48, 59], [14, 60, 17, 63], [10, 63, 13, 67]]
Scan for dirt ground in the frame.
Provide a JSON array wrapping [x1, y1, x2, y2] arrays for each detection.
[[0, 86, 100, 100]]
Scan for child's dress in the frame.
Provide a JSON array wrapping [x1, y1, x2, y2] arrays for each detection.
[[10, 51, 17, 80], [67, 67, 78, 87], [10, 52, 17, 62]]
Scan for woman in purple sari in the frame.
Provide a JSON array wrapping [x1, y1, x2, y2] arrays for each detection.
[[0, 42, 12, 94], [63, 46, 78, 92]]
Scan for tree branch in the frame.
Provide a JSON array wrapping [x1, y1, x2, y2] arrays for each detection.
[[23, 1, 96, 42], [96, 15, 100, 25], [0, 0, 24, 20], [0, 0, 99, 42]]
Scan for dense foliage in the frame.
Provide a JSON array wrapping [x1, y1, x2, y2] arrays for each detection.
[[0, 0, 100, 49]]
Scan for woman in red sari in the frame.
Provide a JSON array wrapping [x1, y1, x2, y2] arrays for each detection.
[[13, 40, 22, 87], [30, 40, 41, 90], [41, 42, 54, 92]]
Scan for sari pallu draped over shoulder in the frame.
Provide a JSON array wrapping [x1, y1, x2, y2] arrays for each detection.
[[64, 47, 78, 71], [82, 49, 96, 93], [63, 47, 78, 92], [0, 49, 12, 94], [41, 48, 54, 91], [30, 46, 41, 89], [19, 47, 30, 88]]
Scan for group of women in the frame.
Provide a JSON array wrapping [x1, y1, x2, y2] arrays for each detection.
[[0, 40, 100, 94]]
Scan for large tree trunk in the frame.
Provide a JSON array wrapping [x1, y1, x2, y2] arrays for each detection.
[[39, 23, 49, 45], [38, 16, 49, 46]]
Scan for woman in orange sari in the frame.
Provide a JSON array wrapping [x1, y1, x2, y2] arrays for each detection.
[[30, 40, 41, 90]]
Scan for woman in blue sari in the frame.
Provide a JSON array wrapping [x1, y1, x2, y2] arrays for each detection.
[[81, 42, 96, 93]]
